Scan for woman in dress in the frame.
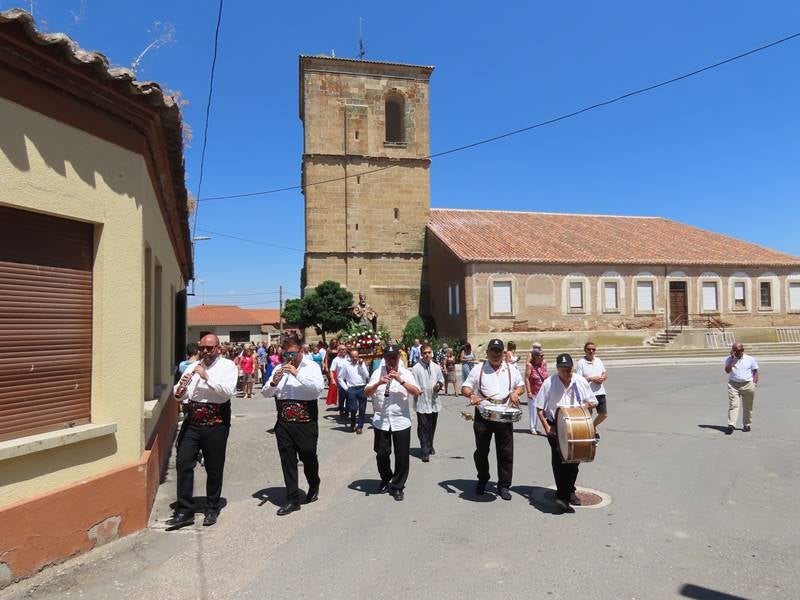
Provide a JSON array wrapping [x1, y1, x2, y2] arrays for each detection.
[[525, 343, 548, 431], [239, 346, 256, 398], [444, 348, 457, 395], [505, 340, 520, 367], [459, 343, 475, 387]]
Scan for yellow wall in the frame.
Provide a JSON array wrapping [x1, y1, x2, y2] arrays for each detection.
[[0, 98, 184, 506]]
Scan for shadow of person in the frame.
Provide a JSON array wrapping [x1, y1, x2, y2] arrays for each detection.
[[438, 479, 496, 502], [510, 485, 564, 514], [169, 496, 228, 515], [251, 487, 287, 507], [698, 424, 735, 434], [348, 478, 384, 496], [678, 583, 749, 600]]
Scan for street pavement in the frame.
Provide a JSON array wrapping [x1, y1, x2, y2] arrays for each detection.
[[2, 363, 799, 600]]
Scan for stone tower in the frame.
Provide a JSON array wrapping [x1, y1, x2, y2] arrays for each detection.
[[299, 55, 434, 336]]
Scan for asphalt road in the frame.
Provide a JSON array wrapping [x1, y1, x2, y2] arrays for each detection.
[[3, 363, 799, 600]]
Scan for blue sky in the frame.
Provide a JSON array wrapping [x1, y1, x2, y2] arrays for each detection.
[[11, 1, 800, 308]]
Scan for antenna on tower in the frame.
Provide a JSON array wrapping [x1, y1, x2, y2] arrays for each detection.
[[358, 17, 366, 59]]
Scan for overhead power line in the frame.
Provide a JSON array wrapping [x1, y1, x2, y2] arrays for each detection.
[[198, 30, 800, 204], [190, 0, 225, 239], [195, 228, 304, 252]]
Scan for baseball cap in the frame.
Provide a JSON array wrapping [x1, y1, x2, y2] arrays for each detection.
[[556, 353, 573, 368], [383, 344, 400, 356], [487, 339, 504, 351]]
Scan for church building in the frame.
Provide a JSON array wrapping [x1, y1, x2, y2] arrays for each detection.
[[299, 55, 800, 347]]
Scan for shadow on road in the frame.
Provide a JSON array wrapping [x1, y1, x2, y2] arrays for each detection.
[[348, 478, 384, 496], [168, 496, 228, 514], [438, 479, 497, 502], [678, 583, 750, 600], [251, 487, 287, 507], [698, 424, 734, 434], [510, 485, 566, 514]]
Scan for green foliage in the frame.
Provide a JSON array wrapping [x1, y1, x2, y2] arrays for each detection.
[[281, 280, 354, 342], [430, 337, 464, 359], [401, 316, 427, 347]]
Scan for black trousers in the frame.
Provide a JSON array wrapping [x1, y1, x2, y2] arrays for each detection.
[[416, 412, 438, 456], [547, 432, 579, 502], [346, 386, 368, 428], [374, 427, 411, 491], [275, 420, 320, 504], [337, 386, 347, 414], [176, 422, 230, 512], [473, 410, 514, 489]]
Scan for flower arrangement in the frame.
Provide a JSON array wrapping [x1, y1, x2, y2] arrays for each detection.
[[340, 322, 392, 356]]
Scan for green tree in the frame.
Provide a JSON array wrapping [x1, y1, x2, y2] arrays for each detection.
[[296, 280, 354, 342], [401, 316, 427, 347], [281, 298, 306, 328]]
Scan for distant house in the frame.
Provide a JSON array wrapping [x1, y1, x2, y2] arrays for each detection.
[[188, 304, 284, 345], [0, 10, 191, 587]]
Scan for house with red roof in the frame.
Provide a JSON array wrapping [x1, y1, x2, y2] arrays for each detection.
[[187, 304, 285, 344]]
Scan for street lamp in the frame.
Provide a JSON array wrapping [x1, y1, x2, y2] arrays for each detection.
[[198, 279, 206, 305]]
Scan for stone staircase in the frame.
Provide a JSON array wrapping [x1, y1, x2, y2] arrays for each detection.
[[646, 328, 682, 347]]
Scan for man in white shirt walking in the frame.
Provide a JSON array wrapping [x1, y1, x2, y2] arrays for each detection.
[[168, 334, 238, 529], [411, 343, 445, 462], [339, 348, 370, 433], [329, 345, 350, 417], [365, 344, 422, 501], [724, 342, 759, 435], [575, 341, 608, 439], [534, 353, 597, 514], [462, 339, 524, 500], [262, 334, 325, 516]]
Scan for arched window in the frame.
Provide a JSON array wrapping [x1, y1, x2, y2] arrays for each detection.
[[385, 94, 405, 142]]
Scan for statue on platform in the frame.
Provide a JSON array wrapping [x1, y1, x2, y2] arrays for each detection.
[[352, 292, 378, 331]]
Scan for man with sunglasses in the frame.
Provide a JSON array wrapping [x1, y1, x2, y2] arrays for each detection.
[[575, 341, 608, 440], [462, 339, 524, 500], [168, 334, 238, 529], [724, 342, 759, 434], [261, 333, 325, 515], [411, 343, 445, 462], [365, 344, 422, 501]]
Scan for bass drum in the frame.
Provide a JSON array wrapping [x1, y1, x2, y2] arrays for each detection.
[[556, 405, 597, 464]]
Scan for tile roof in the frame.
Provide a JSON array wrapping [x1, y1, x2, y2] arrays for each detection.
[[0, 9, 193, 278], [299, 54, 434, 71], [428, 209, 800, 267], [247, 309, 281, 325], [189, 305, 269, 326]]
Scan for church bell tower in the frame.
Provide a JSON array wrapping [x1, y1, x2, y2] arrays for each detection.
[[299, 55, 434, 336]]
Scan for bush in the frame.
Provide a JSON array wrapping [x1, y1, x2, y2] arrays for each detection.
[[401, 316, 427, 347]]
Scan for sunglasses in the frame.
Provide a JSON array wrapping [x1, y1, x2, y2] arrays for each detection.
[[586, 348, 597, 352], [199, 345, 216, 351], [282, 351, 299, 360]]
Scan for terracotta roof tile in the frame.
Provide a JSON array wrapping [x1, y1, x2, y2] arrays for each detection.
[[247, 309, 281, 325], [188, 305, 261, 326], [428, 209, 800, 267]]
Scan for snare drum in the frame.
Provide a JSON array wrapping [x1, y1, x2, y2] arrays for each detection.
[[555, 405, 596, 463], [479, 404, 522, 423]]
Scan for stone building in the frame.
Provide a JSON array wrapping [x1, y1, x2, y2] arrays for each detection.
[[299, 53, 800, 346], [299, 55, 433, 335]]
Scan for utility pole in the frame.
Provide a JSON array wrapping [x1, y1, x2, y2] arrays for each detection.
[[278, 285, 284, 343]]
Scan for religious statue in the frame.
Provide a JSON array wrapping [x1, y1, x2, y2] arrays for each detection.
[[351, 292, 378, 331]]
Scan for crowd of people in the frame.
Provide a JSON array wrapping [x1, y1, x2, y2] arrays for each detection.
[[168, 328, 761, 528]]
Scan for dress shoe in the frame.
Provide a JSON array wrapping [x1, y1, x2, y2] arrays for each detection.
[[356, 427, 363, 435], [475, 481, 487, 496], [376, 481, 390, 494], [202, 510, 218, 527], [498, 487, 512, 501], [569, 492, 582, 506], [726, 425, 734, 435], [421, 454, 430, 463], [554, 498, 575, 514], [166, 511, 194, 528], [276, 502, 301, 516], [392, 489, 404, 502], [430, 448, 436, 455], [743, 425, 751, 432], [305, 486, 319, 504]]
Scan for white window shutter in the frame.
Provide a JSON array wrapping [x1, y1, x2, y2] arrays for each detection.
[[569, 282, 583, 309], [604, 282, 618, 310], [789, 283, 800, 310], [493, 282, 512, 313], [455, 283, 460, 315], [702, 282, 718, 311], [636, 281, 654, 311]]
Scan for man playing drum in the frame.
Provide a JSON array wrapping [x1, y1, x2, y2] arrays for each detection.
[[533, 353, 597, 514], [462, 338, 524, 500]]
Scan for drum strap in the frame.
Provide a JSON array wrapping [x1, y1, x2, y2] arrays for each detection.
[[477, 361, 512, 404]]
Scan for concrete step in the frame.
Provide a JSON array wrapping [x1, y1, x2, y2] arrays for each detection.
[[529, 342, 800, 361]]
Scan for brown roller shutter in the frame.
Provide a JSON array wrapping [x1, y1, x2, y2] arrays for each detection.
[[0, 205, 93, 441]]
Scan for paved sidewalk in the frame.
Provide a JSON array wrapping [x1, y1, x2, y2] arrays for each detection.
[[3, 364, 799, 599]]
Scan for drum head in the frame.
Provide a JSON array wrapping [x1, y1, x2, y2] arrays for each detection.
[[556, 408, 570, 459]]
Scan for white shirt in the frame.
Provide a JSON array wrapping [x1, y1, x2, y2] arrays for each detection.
[[338, 359, 370, 390], [463, 361, 524, 408], [318, 347, 327, 362], [575, 357, 607, 396], [368, 364, 416, 431], [173, 356, 238, 404], [532, 373, 597, 433], [411, 360, 445, 413], [330, 355, 349, 387], [725, 354, 759, 383], [261, 354, 325, 400]]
